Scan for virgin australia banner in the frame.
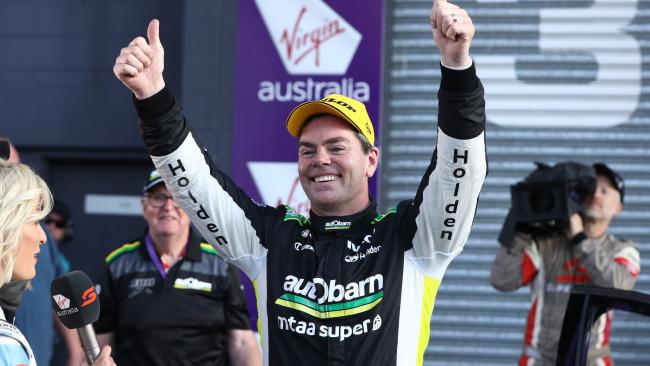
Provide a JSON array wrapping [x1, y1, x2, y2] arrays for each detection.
[[232, 0, 383, 218]]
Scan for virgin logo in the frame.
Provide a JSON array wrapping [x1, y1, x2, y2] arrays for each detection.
[[276, 176, 311, 216], [255, 0, 362, 75], [280, 6, 345, 67], [52, 294, 70, 310], [248, 162, 310, 217]]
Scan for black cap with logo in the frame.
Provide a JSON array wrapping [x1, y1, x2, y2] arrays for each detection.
[[593, 163, 624, 203], [142, 169, 165, 193]]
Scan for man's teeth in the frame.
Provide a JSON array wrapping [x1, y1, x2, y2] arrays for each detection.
[[315, 175, 337, 183]]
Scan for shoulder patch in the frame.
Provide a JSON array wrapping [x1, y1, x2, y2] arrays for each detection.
[[372, 207, 397, 224], [200, 243, 221, 257], [283, 205, 310, 226], [105, 241, 142, 264]]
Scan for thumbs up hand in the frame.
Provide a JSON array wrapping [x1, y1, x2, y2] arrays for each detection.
[[430, 0, 474, 68], [113, 19, 166, 99]]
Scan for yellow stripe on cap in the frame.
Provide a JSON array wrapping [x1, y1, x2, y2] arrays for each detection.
[[286, 93, 375, 146]]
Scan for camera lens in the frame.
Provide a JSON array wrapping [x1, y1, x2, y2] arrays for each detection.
[[529, 188, 555, 213]]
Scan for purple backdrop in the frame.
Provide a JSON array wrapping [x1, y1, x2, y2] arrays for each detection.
[[233, 0, 384, 330]]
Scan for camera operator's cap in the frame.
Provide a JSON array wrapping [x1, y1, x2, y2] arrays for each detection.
[[594, 163, 625, 203], [142, 169, 165, 193], [286, 94, 375, 146]]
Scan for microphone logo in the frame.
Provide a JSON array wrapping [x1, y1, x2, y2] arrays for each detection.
[[81, 286, 97, 307], [53, 294, 71, 310]]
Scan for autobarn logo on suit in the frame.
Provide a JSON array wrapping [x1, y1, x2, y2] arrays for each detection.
[[254, 0, 370, 102], [275, 274, 385, 341]]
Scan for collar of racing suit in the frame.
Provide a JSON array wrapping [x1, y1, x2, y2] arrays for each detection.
[[0, 280, 28, 322], [308, 199, 377, 236]]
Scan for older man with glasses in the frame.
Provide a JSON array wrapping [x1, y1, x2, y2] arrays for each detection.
[[94, 169, 261, 366]]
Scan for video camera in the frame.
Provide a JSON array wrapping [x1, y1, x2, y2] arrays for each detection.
[[498, 162, 596, 244]]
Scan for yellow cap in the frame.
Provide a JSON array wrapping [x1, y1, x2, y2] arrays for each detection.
[[286, 94, 375, 146]]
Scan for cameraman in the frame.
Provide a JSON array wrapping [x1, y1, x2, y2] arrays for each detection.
[[491, 163, 640, 366]]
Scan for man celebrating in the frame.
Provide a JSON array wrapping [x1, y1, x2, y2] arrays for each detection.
[[491, 163, 640, 366], [95, 170, 261, 366], [112, 0, 487, 364]]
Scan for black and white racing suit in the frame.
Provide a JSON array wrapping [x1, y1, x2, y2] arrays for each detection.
[[135, 64, 487, 365]]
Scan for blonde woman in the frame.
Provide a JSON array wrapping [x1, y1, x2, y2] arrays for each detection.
[[0, 161, 115, 366]]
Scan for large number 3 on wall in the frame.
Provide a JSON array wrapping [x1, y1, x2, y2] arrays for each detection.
[[475, 0, 641, 128]]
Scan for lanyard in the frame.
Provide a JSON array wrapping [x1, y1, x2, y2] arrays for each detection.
[[144, 233, 169, 280]]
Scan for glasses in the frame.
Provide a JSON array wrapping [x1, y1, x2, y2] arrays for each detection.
[[144, 193, 179, 208], [45, 218, 66, 229]]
